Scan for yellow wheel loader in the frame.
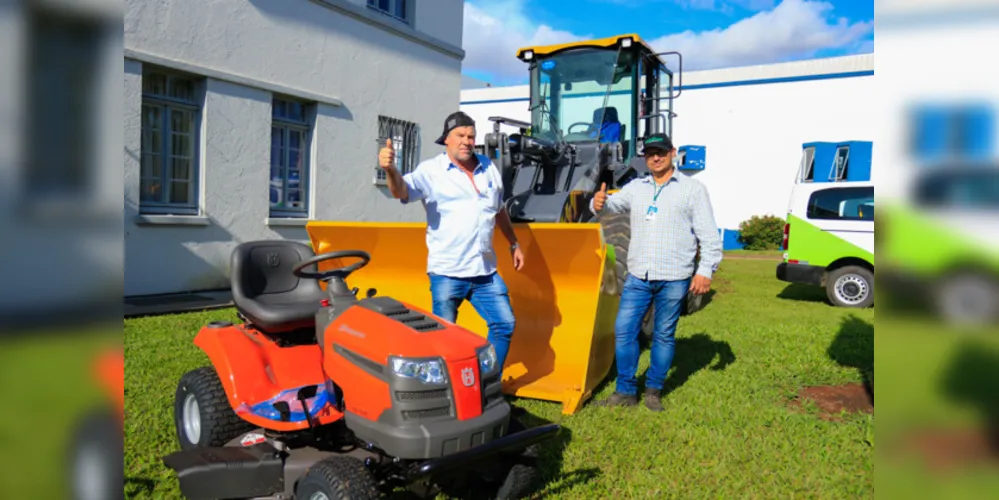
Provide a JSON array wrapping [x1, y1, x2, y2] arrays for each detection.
[[478, 35, 702, 328], [306, 35, 697, 415]]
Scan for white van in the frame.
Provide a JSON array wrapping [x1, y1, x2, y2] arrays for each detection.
[[776, 180, 875, 308]]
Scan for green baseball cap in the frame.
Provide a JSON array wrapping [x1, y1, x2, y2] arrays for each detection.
[[643, 133, 674, 152]]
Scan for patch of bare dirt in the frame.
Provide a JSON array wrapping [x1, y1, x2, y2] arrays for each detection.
[[713, 276, 733, 294], [789, 383, 873, 421], [892, 427, 999, 473]]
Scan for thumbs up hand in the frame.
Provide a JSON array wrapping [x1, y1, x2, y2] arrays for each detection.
[[378, 138, 395, 170], [593, 182, 609, 212]]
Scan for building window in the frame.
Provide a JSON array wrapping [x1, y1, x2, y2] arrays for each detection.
[[807, 186, 874, 221], [271, 97, 312, 217], [374, 116, 420, 185], [367, 0, 409, 23], [909, 103, 996, 164], [24, 4, 116, 210], [140, 68, 202, 215], [798, 146, 815, 182], [830, 146, 849, 181]]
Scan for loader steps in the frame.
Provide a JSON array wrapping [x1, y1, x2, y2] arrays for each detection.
[[359, 296, 444, 332]]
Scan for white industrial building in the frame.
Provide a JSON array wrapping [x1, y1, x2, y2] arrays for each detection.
[[121, 0, 877, 300], [459, 54, 875, 247], [124, 0, 465, 297]]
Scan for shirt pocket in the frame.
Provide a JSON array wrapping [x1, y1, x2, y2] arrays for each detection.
[[479, 183, 501, 214]]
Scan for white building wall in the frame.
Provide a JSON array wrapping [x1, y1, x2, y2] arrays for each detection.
[[460, 55, 876, 233], [124, 0, 465, 296]]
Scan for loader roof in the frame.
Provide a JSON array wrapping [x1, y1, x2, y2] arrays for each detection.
[[515, 33, 666, 67]]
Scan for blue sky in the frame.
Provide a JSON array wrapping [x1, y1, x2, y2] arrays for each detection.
[[461, 0, 874, 86]]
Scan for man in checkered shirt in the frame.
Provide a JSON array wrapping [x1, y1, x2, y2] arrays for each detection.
[[589, 133, 723, 412]]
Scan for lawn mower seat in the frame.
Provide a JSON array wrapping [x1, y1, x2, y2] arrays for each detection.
[[230, 241, 327, 334]]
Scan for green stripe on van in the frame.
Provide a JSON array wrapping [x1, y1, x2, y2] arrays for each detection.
[[880, 204, 999, 274], [787, 214, 874, 267]]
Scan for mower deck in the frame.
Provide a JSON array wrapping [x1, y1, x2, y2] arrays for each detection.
[[163, 423, 559, 499]]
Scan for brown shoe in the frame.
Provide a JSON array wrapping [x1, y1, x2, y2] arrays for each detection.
[[596, 392, 638, 407], [644, 388, 664, 412]]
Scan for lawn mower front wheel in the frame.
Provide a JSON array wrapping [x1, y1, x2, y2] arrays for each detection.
[[295, 456, 381, 500], [174, 366, 254, 450], [432, 416, 542, 499], [68, 409, 123, 500]]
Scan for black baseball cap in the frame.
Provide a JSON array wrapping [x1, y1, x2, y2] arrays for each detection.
[[435, 111, 476, 145], [642, 133, 674, 152]]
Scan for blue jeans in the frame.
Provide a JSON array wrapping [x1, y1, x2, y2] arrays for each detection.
[[614, 273, 691, 396], [428, 272, 516, 371]]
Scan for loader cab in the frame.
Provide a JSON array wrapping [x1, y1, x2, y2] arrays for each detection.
[[516, 34, 679, 160]]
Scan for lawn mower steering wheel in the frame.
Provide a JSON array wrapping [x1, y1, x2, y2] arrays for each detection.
[[292, 250, 371, 282]]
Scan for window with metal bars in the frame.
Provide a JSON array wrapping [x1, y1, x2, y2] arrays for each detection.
[[139, 67, 202, 215], [270, 97, 313, 217], [366, 0, 410, 24], [374, 116, 420, 185]]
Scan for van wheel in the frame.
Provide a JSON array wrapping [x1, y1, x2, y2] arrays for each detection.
[[935, 273, 999, 326], [825, 266, 874, 308]]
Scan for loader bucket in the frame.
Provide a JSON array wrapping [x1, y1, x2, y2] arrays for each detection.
[[305, 221, 620, 414]]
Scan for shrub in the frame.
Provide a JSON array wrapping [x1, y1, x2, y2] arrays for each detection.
[[738, 214, 785, 250]]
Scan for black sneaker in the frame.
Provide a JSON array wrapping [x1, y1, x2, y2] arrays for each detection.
[[644, 388, 664, 412], [596, 392, 638, 407]]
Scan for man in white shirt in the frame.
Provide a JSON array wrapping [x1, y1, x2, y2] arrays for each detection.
[[378, 111, 525, 376]]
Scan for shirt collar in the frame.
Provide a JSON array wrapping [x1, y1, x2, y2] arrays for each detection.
[[442, 152, 486, 174], [641, 170, 682, 185]]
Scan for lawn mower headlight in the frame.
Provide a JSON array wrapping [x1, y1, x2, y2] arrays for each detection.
[[390, 357, 447, 385], [478, 344, 498, 376]]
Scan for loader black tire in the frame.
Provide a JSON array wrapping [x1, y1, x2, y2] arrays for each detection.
[[295, 456, 381, 500], [174, 366, 254, 450], [600, 212, 632, 296], [600, 213, 655, 338]]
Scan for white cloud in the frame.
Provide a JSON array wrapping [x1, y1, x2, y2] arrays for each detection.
[[462, 0, 591, 85], [647, 0, 873, 70], [462, 0, 873, 84], [584, 0, 778, 11]]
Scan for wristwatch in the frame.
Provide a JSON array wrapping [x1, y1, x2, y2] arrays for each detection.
[[510, 242, 520, 251]]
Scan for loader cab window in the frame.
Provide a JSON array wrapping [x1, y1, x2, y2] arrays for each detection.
[[529, 47, 636, 152]]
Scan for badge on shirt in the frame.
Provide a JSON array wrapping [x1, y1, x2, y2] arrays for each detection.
[[645, 205, 658, 221]]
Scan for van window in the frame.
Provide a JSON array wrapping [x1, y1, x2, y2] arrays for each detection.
[[807, 186, 875, 221], [914, 168, 999, 209]]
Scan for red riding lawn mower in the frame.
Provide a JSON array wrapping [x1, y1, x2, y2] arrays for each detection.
[[68, 347, 124, 500], [162, 241, 559, 499]]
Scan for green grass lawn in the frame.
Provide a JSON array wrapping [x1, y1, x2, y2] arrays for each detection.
[[723, 249, 784, 259], [125, 258, 876, 498], [875, 312, 999, 499], [0, 328, 118, 499]]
